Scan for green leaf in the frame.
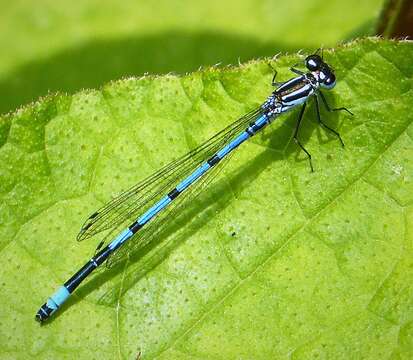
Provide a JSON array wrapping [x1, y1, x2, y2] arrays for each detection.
[[1, 38, 413, 359], [0, 0, 384, 114]]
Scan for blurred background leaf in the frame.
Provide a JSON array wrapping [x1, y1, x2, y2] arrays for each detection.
[[377, 0, 413, 39], [0, 0, 385, 115]]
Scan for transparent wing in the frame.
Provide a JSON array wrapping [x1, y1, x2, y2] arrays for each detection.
[[78, 107, 262, 242], [77, 107, 264, 254], [106, 151, 232, 268]]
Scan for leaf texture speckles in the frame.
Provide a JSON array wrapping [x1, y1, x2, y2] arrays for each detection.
[[0, 38, 413, 359]]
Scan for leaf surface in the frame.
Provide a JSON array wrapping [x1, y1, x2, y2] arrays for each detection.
[[1, 38, 413, 359]]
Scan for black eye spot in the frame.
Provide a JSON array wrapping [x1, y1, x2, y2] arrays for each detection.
[[325, 73, 336, 85], [323, 73, 336, 88], [305, 55, 322, 71], [308, 59, 317, 70]]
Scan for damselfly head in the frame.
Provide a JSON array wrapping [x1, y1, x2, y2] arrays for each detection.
[[305, 54, 336, 90]]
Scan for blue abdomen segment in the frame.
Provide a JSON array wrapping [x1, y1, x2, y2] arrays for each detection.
[[252, 115, 267, 130], [49, 286, 70, 307], [137, 195, 172, 225], [108, 228, 134, 251], [216, 131, 249, 158], [176, 162, 211, 192]]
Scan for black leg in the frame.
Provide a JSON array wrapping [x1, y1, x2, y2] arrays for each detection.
[[314, 95, 345, 147], [290, 67, 305, 76], [293, 103, 314, 172], [314, 47, 324, 59], [319, 91, 353, 116], [267, 62, 283, 87]]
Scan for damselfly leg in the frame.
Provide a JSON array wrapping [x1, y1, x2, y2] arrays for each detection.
[[290, 67, 305, 76], [314, 47, 324, 59], [314, 95, 345, 147], [267, 63, 284, 87], [293, 102, 314, 172], [319, 91, 353, 116]]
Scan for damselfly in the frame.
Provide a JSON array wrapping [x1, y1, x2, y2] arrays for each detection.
[[36, 52, 353, 322]]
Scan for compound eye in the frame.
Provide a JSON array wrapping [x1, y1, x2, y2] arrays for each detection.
[[305, 55, 322, 71], [324, 73, 336, 89]]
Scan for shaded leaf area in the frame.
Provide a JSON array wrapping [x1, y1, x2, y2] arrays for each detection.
[[0, 31, 304, 117], [1, 38, 413, 359], [0, 0, 384, 114]]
